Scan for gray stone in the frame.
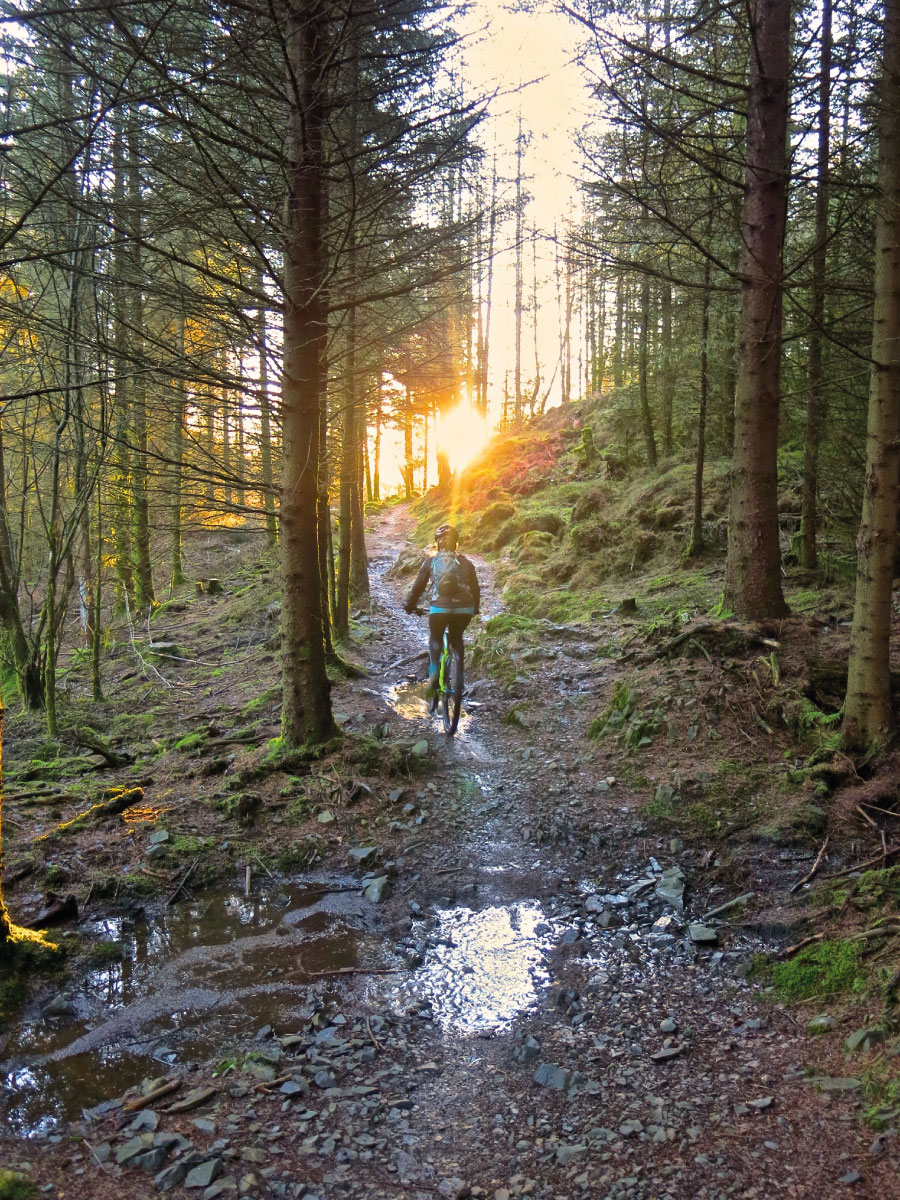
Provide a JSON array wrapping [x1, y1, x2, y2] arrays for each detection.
[[313, 1071, 337, 1090], [807, 1015, 835, 1035], [316, 810, 335, 825], [806, 1077, 861, 1092], [240, 1147, 267, 1165], [533, 1062, 573, 1090], [556, 1144, 587, 1165], [410, 740, 429, 757], [688, 923, 718, 944], [839, 1171, 862, 1184], [280, 1081, 307, 1097], [650, 1047, 682, 1064], [129, 1110, 159, 1132], [154, 1161, 189, 1192], [513, 1035, 541, 1065], [660, 1018, 678, 1034], [117, 1135, 154, 1165], [846, 1028, 887, 1053], [204, 1181, 238, 1199], [348, 847, 378, 867], [363, 876, 391, 904], [134, 1147, 170, 1173], [244, 1061, 276, 1083], [149, 829, 170, 845], [192, 1119, 217, 1136], [655, 867, 685, 912], [185, 1158, 224, 1189], [41, 994, 75, 1018], [619, 1120, 643, 1137]]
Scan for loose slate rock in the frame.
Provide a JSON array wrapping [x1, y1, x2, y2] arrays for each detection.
[[655, 866, 685, 912], [363, 876, 391, 904], [184, 1158, 223, 1189], [533, 1062, 573, 1090], [649, 1046, 682, 1064], [688, 923, 719, 944]]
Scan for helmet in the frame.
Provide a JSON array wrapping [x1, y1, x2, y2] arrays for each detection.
[[435, 523, 459, 548]]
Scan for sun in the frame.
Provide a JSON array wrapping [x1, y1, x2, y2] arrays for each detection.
[[437, 403, 490, 474]]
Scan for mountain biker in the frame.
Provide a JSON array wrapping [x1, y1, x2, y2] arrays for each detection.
[[404, 524, 481, 698]]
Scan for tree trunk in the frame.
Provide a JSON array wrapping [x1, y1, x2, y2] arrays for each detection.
[[257, 301, 278, 548], [638, 274, 658, 467], [0, 693, 13, 954], [128, 114, 154, 610], [660, 280, 674, 455], [842, 0, 900, 748], [723, 0, 791, 618], [170, 307, 187, 590], [280, 0, 334, 748], [688, 258, 712, 557], [799, 0, 832, 570]]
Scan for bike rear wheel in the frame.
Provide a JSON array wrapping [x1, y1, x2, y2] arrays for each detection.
[[441, 645, 463, 735]]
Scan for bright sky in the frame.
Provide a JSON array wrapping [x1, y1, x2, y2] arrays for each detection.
[[378, 1, 591, 491]]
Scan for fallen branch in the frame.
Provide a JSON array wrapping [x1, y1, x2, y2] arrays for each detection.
[[790, 837, 830, 894], [861, 801, 900, 819], [384, 649, 428, 673], [780, 932, 825, 958], [821, 843, 900, 883], [366, 1015, 382, 1051], [122, 1077, 181, 1112], [252, 1074, 295, 1093], [290, 965, 408, 980], [856, 806, 879, 832], [36, 787, 145, 841], [847, 924, 900, 943], [167, 858, 199, 905]]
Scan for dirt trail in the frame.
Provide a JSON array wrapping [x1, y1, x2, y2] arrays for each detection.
[[2, 506, 897, 1200]]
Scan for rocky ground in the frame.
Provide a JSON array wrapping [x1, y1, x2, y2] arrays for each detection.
[[1, 506, 898, 1200]]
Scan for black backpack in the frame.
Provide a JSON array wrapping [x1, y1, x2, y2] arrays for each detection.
[[430, 551, 473, 609]]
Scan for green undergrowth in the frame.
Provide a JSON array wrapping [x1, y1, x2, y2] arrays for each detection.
[[770, 940, 868, 1002]]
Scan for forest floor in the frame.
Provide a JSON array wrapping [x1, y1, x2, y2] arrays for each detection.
[[1, 501, 900, 1200]]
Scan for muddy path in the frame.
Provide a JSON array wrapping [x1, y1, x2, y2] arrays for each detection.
[[1, 506, 897, 1199]]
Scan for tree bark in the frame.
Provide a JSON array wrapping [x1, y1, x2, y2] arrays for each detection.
[[723, 0, 791, 618], [843, 0, 900, 748], [688, 257, 712, 557], [799, 0, 832, 570], [280, 0, 334, 747], [638, 274, 658, 467], [257, 301, 278, 548]]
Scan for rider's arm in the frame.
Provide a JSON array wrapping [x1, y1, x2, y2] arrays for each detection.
[[404, 558, 432, 612], [464, 557, 481, 614]]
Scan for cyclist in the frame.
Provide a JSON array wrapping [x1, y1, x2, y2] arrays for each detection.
[[404, 524, 480, 698]]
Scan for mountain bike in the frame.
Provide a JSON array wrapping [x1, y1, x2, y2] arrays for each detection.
[[413, 609, 464, 735]]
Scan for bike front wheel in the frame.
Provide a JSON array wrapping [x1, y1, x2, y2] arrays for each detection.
[[441, 646, 463, 735]]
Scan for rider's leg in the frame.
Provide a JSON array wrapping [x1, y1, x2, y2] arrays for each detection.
[[445, 615, 471, 690], [427, 614, 448, 696]]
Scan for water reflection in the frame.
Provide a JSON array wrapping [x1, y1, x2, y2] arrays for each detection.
[[401, 903, 557, 1033], [1, 882, 376, 1137]]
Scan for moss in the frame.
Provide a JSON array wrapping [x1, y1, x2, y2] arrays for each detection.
[[0, 1171, 39, 1200], [771, 941, 867, 1002], [174, 731, 207, 753], [240, 686, 281, 719], [171, 834, 213, 854], [857, 866, 900, 910]]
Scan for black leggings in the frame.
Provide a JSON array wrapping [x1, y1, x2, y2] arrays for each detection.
[[428, 613, 471, 679]]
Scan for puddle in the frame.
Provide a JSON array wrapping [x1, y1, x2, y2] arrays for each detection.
[[1, 883, 380, 1137], [400, 902, 559, 1033], [384, 680, 484, 750]]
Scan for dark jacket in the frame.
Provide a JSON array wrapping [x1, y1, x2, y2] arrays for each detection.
[[405, 552, 480, 615]]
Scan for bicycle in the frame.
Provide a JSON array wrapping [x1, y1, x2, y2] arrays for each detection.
[[412, 608, 464, 735]]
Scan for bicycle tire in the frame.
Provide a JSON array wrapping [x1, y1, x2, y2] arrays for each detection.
[[441, 645, 463, 735]]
